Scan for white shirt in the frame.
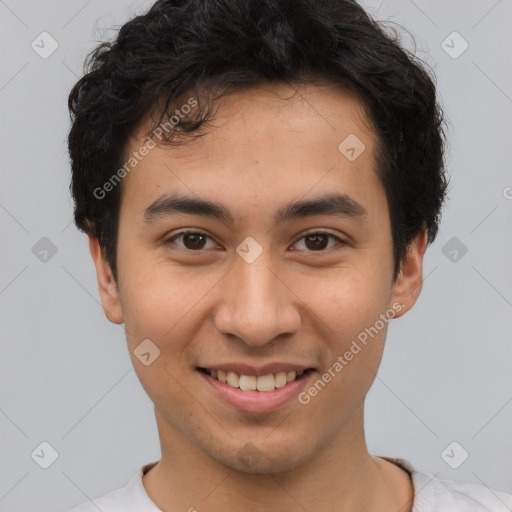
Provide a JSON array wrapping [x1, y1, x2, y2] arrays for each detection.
[[64, 457, 512, 511]]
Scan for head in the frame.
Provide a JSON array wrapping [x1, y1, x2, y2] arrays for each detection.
[[68, 0, 447, 473]]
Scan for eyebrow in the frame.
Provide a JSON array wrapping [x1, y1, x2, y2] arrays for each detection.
[[143, 192, 368, 226]]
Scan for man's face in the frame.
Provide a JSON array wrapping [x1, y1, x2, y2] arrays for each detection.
[[92, 82, 423, 473]]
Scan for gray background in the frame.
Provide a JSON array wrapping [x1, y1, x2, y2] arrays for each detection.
[[0, 0, 511, 510]]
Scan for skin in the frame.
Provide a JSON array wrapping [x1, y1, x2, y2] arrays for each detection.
[[89, 82, 427, 512]]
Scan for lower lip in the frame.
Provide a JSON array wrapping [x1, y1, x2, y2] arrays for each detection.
[[197, 369, 315, 414]]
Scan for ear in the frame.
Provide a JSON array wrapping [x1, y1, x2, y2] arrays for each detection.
[[390, 226, 428, 319], [88, 235, 124, 324]]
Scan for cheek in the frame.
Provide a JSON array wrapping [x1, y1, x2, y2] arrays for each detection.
[[293, 265, 392, 398], [117, 253, 194, 349], [298, 267, 391, 339], [118, 264, 198, 411], [117, 254, 227, 373], [297, 273, 391, 415]]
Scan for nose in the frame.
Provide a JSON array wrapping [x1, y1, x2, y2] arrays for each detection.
[[213, 251, 301, 347]]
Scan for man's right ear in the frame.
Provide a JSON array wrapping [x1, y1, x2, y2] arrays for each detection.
[[88, 235, 124, 324]]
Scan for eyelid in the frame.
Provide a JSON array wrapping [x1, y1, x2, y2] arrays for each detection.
[[295, 228, 344, 241]]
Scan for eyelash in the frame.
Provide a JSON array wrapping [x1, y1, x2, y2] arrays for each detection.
[[164, 230, 346, 253]]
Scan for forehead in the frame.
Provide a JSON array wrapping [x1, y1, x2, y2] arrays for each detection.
[[120, 82, 384, 225]]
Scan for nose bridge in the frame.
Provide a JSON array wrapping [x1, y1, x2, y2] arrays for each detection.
[[214, 249, 300, 346]]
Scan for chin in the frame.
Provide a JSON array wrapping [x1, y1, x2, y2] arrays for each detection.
[[229, 454, 301, 474], [217, 438, 312, 474]]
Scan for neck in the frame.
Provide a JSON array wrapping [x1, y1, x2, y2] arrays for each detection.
[[142, 405, 414, 512]]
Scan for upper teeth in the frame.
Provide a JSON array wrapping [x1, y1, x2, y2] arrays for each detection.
[[208, 369, 303, 392]]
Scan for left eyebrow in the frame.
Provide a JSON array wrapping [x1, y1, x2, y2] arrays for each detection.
[[143, 192, 368, 226], [275, 192, 368, 224]]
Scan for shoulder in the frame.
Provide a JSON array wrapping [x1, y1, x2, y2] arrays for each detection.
[[62, 475, 139, 512], [384, 457, 512, 512], [62, 463, 161, 512], [440, 477, 512, 511], [415, 472, 512, 511]]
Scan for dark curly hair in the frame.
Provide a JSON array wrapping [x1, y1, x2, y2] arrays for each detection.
[[68, 0, 448, 283]]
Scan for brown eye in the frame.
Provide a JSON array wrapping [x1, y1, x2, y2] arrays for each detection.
[[293, 232, 344, 252], [305, 234, 329, 250], [165, 231, 217, 251], [182, 233, 207, 250]]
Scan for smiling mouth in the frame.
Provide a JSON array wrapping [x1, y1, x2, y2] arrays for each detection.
[[197, 367, 315, 392]]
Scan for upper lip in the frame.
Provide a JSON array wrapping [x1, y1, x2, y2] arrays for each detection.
[[197, 363, 315, 377]]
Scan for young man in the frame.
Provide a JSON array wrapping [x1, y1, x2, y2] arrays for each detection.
[[64, 0, 512, 511]]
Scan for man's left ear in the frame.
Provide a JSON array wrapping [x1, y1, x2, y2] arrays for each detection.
[[391, 225, 428, 319]]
